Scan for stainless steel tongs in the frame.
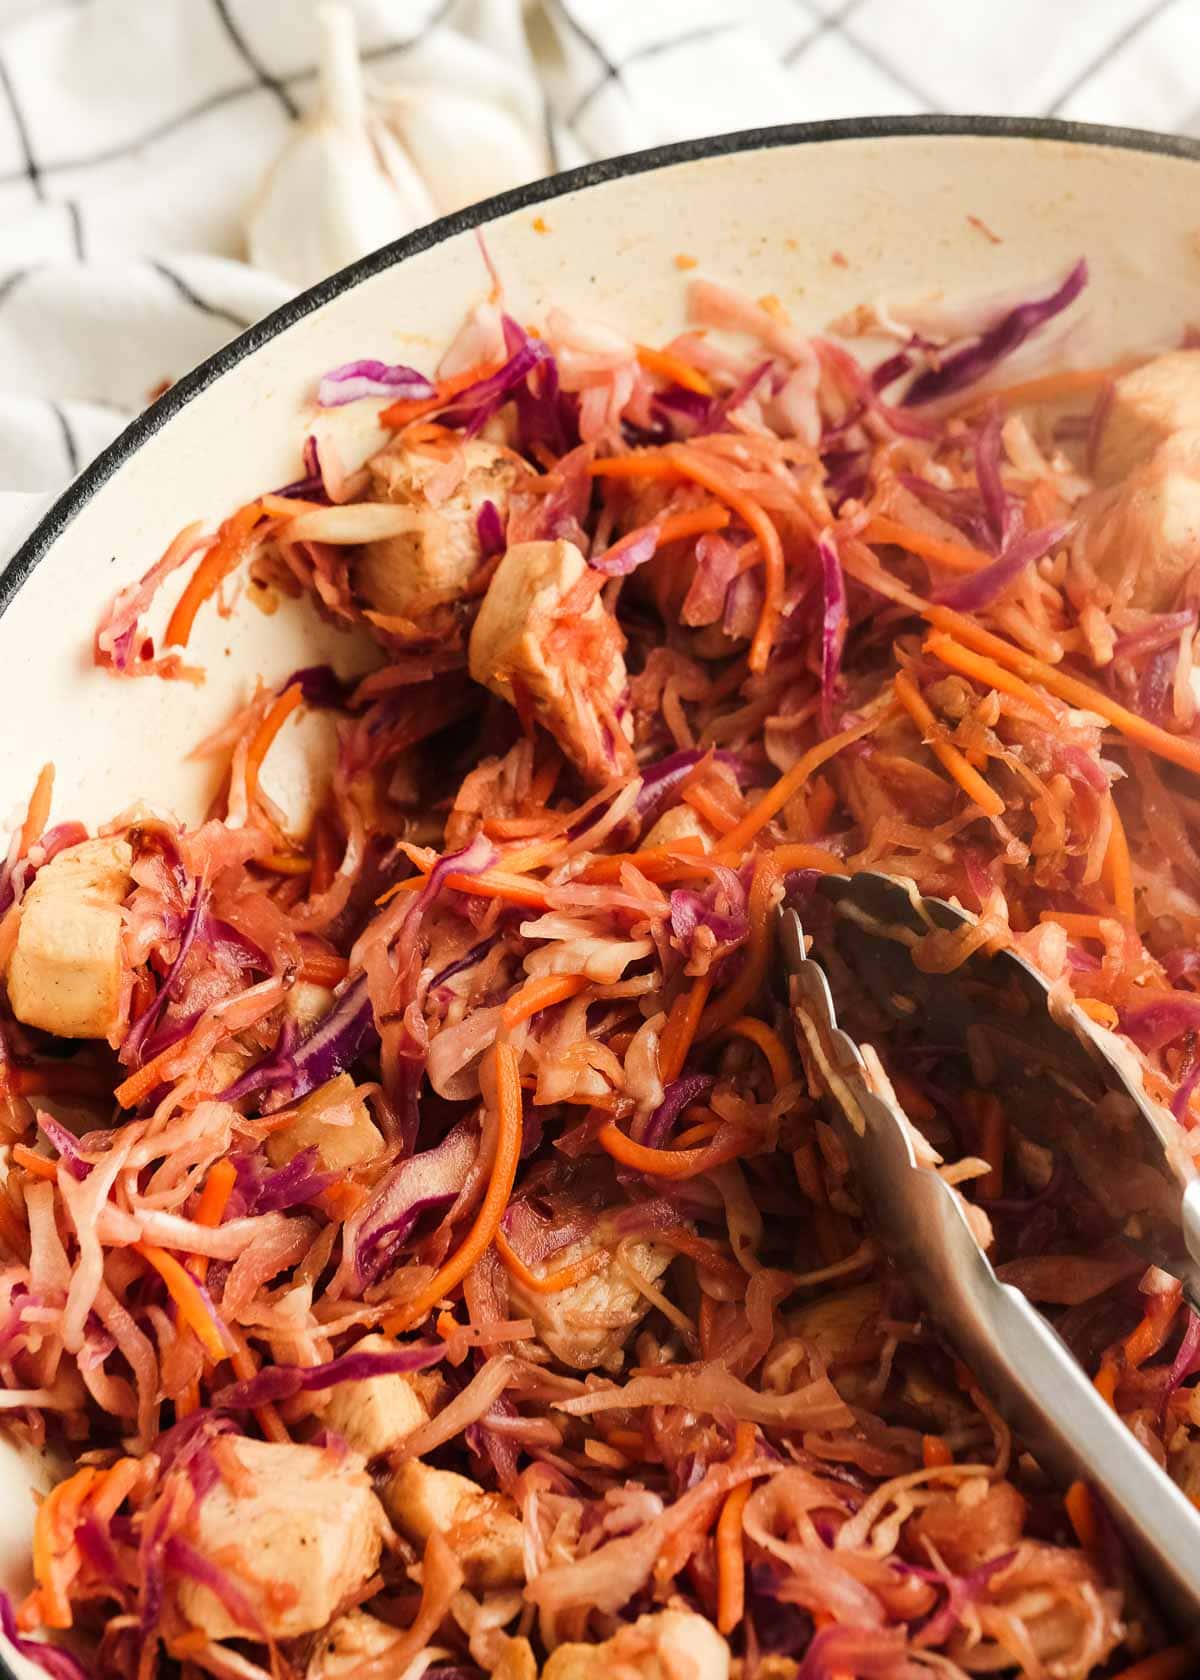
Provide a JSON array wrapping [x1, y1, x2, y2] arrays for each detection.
[[780, 872, 1200, 1634]]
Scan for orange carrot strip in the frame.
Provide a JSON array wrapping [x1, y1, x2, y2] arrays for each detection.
[[379, 358, 504, 429], [715, 1422, 757, 1636], [922, 1434, 953, 1469], [18, 764, 54, 858], [1124, 1281, 1182, 1369], [257, 851, 312, 876], [13, 1146, 58, 1181], [297, 945, 350, 988], [1105, 1647, 1193, 1680], [134, 1243, 227, 1362], [655, 1225, 745, 1289], [955, 363, 1139, 416], [377, 869, 550, 911], [501, 973, 589, 1032], [578, 838, 708, 885], [925, 606, 1200, 778], [715, 715, 889, 854], [682, 782, 739, 835], [658, 504, 731, 544], [191, 1158, 237, 1285], [965, 1091, 1005, 1202], [29, 1466, 98, 1629], [385, 1042, 524, 1333], [672, 1118, 722, 1149], [723, 1016, 795, 1089], [659, 974, 712, 1084], [635, 344, 713, 396], [320, 1178, 368, 1222], [1076, 997, 1119, 1028], [864, 513, 991, 575], [1103, 799, 1136, 923], [245, 684, 303, 808], [226, 1325, 290, 1443], [1066, 1480, 1100, 1548], [1093, 1360, 1119, 1410], [494, 1228, 606, 1295], [596, 1120, 749, 1180], [165, 499, 264, 649], [923, 630, 1057, 720], [1038, 912, 1115, 941], [894, 671, 1004, 818]]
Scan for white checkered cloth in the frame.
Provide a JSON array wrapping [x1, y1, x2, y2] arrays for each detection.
[[0, 0, 1195, 536]]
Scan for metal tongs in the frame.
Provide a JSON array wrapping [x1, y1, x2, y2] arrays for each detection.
[[781, 871, 1200, 1633]]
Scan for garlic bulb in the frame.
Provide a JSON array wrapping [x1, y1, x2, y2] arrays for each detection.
[[246, 3, 434, 292], [375, 85, 546, 217]]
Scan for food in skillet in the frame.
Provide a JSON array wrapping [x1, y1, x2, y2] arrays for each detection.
[[1, 256, 1199, 1679]]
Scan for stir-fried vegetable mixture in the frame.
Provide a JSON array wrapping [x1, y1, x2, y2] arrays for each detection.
[[3, 255, 1200, 1680]]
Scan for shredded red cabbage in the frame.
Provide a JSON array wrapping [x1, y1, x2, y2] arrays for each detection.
[[317, 360, 436, 408], [934, 522, 1071, 612], [0, 1593, 91, 1680], [212, 1341, 442, 1412], [352, 1116, 479, 1287], [476, 499, 506, 560], [818, 530, 847, 733]]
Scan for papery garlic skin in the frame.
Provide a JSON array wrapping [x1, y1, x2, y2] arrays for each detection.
[[246, 3, 435, 292], [376, 86, 546, 217]]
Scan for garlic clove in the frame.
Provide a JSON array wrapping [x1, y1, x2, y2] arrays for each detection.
[[376, 85, 546, 218], [246, 3, 434, 292]]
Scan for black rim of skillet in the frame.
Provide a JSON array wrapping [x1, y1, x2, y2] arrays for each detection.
[[4, 111, 1200, 1672]]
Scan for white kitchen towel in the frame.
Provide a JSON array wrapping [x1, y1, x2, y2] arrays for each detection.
[[0, 0, 1197, 514]]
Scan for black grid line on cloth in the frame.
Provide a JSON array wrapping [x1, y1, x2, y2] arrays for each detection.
[[566, 21, 743, 128], [816, 4, 944, 111], [209, 0, 299, 119], [783, 0, 866, 66], [1045, 0, 1183, 115], [66, 199, 83, 259], [0, 50, 43, 201], [0, 34, 437, 188], [0, 266, 36, 308], [51, 403, 80, 477], [150, 261, 255, 332]]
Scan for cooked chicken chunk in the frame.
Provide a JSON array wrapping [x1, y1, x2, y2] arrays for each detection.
[[1084, 428, 1200, 610], [544, 1611, 730, 1680], [509, 1237, 673, 1372], [265, 1072, 383, 1174], [643, 804, 717, 851], [493, 1639, 538, 1680], [1094, 351, 1200, 485], [8, 837, 131, 1040], [468, 539, 634, 786], [308, 1610, 404, 1679], [354, 438, 520, 617], [320, 1333, 429, 1458], [177, 1438, 386, 1640], [385, 1459, 524, 1588], [787, 1282, 882, 1407]]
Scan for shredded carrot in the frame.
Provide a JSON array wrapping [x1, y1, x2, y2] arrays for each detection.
[[167, 1631, 210, 1659], [1103, 798, 1136, 922], [682, 781, 740, 835], [13, 1145, 58, 1181], [864, 513, 991, 575], [245, 683, 303, 808], [1124, 1281, 1182, 1368], [635, 344, 713, 396], [115, 1041, 180, 1110], [258, 851, 312, 875], [494, 1228, 605, 1294], [656, 1225, 745, 1289], [723, 1016, 795, 1089], [672, 1118, 722, 1149], [310, 818, 338, 897], [922, 1434, 953, 1468], [385, 1041, 524, 1333], [923, 629, 1056, 720], [659, 974, 712, 1084], [378, 357, 505, 429], [195, 1158, 236, 1230], [1093, 1359, 1119, 1410], [17, 763, 54, 858], [658, 503, 731, 545], [165, 499, 264, 649], [596, 1119, 748, 1179], [320, 1178, 368, 1222], [715, 714, 889, 854], [501, 972, 589, 1032], [715, 1421, 756, 1635], [1076, 997, 1119, 1028], [894, 670, 1004, 818], [1038, 911, 1115, 941], [378, 868, 550, 911], [579, 838, 708, 885], [966, 1092, 1005, 1202], [226, 1325, 289, 1443], [297, 945, 350, 988], [1065, 1479, 1100, 1548], [28, 1465, 98, 1629], [176, 1378, 200, 1418], [135, 1243, 227, 1362], [926, 606, 1200, 778], [1104, 1647, 1193, 1680], [591, 446, 786, 672]]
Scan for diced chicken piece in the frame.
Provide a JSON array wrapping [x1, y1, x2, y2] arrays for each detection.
[[266, 1072, 383, 1174], [523, 935, 654, 984], [1083, 429, 1200, 610], [643, 804, 717, 852], [354, 438, 520, 616], [1094, 351, 1200, 485], [384, 1459, 524, 1588], [468, 539, 634, 786], [177, 1438, 386, 1640], [544, 1611, 730, 1680], [493, 1639, 538, 1680], [308, 1610, 403, 1679], [509, 1237, 673, 1372], [787, 1283, 882, 1407], [8, 837, 132, 1039], [320, 1333, 429, 1459]]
